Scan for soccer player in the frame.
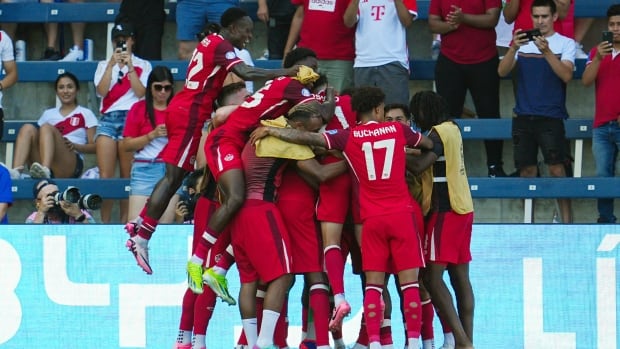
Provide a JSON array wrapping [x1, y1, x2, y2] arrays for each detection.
[[250, 86, 434, 349], [186, 48, 335, 294], [125, 7, 298, 274]]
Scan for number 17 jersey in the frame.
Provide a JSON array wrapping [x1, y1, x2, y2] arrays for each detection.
[[322, 120, 423, 220]]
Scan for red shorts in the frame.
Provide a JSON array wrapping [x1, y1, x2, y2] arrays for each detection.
[[361, 211, 425, 273], [204, 129, 245, 181], [424, 211, 473, 265], [230, 199, 293, 283], [316, 172, 351, 223], [191, 196, 218, 252], [277, 197, 323, 274], [161, 105, 208, 172]]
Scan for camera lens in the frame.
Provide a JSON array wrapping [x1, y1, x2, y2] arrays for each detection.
[[78, 194, 102, 210], [61, 187, 81, 203]]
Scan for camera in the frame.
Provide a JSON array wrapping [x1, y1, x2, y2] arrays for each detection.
[[178, 192, 198, 222], [49, 186, 102, 210], [523, 28, 542, 41], [116, 40, 127, 51]]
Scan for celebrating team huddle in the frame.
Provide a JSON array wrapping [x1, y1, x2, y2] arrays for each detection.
[[121, 7, 475, 349]]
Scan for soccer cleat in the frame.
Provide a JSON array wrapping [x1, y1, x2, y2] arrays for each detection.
[[329, 300, 351, 332], [30, 162, 51, 179], [172, 343, 191, 349], [126, 236, 152, 274], [203, 268, 236, 306], [186, 260, 204, 294], [124, 221, 139, 238]]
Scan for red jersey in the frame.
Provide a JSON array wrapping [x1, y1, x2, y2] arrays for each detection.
[[322, 94, 357, 164], [430, 0, 500, 64], [293, 0, 356, 61], [323, 121, 423, 220], [241, 141, 288, 202], [167, 33, 243, 119], [218, 76, 315, 147]]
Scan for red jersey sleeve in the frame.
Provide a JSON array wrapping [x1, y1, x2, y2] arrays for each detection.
[[283, 79, 315, 106], [322, 129, 350, 151], [213, 39, 244, 72], [404, 0, 417, 16], [401, 123, 422, 148], [429, 0, 441, 16]]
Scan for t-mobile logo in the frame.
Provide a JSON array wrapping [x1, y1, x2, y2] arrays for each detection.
[[370, 5, 386, 20]]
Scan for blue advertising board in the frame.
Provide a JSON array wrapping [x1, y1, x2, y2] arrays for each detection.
[[0, 224, 619, 348]]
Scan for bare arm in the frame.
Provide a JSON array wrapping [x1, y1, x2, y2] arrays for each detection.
[[417, 133, 434, 151], [554, 0, 570, 20], [297, 158, 348, 182], [343, 0, 359, 28], [394, 0, 415, 27], [0, 60, 17, 90], [405, 150, 438, 175], [73, 127, 97, 154], [458, 7, 500, 29], [250, 126, 327, 148], [95, 54, 119, 97], [428, 14, 458, 35], [582, 41, 612, 86], [284, 6, 304, 57], [318, 86, 336, 123], [0, 202, 8, 223], [498, 30, 528, 76], [231, 62, 298, 81], [119, 124, 167, 152], [212, 105, 239, 128], [536, 37, 573, 83], [503, 0, 520, 24]]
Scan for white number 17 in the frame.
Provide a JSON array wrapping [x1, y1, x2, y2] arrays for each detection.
[[361, 139, 395, 180]]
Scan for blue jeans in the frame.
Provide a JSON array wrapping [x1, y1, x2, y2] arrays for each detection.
[[592, 121, 620, 223]]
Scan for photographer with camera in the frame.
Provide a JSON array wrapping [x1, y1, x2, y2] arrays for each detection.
[[26, 179, 97, 224], [94, 21, 151, 223], [175, 168, 204, 224]]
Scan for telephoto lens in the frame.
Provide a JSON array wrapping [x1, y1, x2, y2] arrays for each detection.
[[78, 194, 103, 210], [54, 187, 81, 204]]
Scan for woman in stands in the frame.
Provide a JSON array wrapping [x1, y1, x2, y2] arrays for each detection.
[[120, 66, 179, 224], [94, 21, 151, 223], [8, 72, 97, 180]]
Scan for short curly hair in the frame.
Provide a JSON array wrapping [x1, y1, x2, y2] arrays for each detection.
[[351, 86, 385, 114]]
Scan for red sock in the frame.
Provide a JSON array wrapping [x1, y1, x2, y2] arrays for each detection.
[[356, 317, 369, 345], [363, 284, 383, 344], [324, 245, 345, 295], [194, 227, 219, 260], [193, 288, 217, 335], [274, 297, 289, 348], [401, 282, 421, 340], [380, 319, 393, 346], [139, 202, 148, 220], [217, 246, 235, 270], [179, 288, 197, 331], [421, 299, 435, 340], [137, 215, 158, 240], [309, 283, 330, 346], [301, 302, 309, 335], [237, 330, 248, 346]]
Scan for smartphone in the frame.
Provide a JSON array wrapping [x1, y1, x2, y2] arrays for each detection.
[[116, 40, 127, 51], [602, 31, 614, 45], [523, 28, 542, 41]]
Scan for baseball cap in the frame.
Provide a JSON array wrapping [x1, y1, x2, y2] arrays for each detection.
[[111, 22, 134, 40], [33, 179, 57, 199]]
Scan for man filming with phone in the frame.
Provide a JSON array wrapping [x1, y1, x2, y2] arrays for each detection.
[[582, 4, 620, 224], [498, 0, 576, 223]]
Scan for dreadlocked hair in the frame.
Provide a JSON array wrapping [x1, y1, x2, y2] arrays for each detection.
[[286, 101, 322, 120], [409, 90, 450, 132]]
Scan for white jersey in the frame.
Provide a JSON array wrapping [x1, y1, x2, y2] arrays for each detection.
[[93, 54, 152, 114], [353, 0, 417, 69], [37, 105, 98, 148], [0, 30, 15, 109]]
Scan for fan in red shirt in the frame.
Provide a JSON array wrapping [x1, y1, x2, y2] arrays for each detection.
[[125, 7, 299, 275], [250, 86, 434, 349]]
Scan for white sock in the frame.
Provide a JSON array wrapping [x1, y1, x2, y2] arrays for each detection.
[[256, 309, 280, 347], [192, 334, 205, 349], [352, 344, 368, 349], [334, 293, 346, 307], [369, 342, 382, 349], [189, 255, 204, 265], [407, 338, 419, 349], [334, 338, 345, 347], [422, 338, 435, 349], [213, 265, 228, 275], [135, 235, 149, 246], [176, 329, 192, 344], [443, 332, 455, 347], [242, 318, 258, 347]]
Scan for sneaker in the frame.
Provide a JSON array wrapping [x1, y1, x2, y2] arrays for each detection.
[[30, 162, 51, 178], [203, 267, 236, 305], [186, 260, 204, 294], [124, 221, 139, 238], [299, 339, 317, 349], [172, 343, 191, 349], [43, 47, 62, 61], [60, 47, 84, 61], [328, 300, 351, 332], [126, 236, 152, 274], [487, 165, 507, 178]]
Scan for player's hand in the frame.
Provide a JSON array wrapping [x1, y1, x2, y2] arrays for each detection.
[[250, 126, 270, 145], [284, 65, 302, 77]]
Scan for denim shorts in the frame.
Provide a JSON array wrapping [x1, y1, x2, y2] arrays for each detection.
[[95, 110, 128, 141], [176, 0, 239, 41], [130, 160, 185, 196]]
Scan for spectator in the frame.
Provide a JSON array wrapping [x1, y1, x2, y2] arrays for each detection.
[[8, 72, 97, 179], [176, 0, 240, 60], [581, 4, 620, 223], [283, 0, 356, 93], [429, 0, 506, 178], [0, 164, 12, 223], [117, 0, 166, 60], [343, 0, 416, 105], [574, 17, 594, 59], [175, 168, 204, 223], [120, 66, 178, 224], [257, 0, 296, 59], [498, 0, 576, 223], [26, 179, 95, 224], [503, 0, 570, 34], [0, 28, 17, 139], [408, 90, 475, 349], [94, 21, 151, 223], [40, 0, 86, 61]]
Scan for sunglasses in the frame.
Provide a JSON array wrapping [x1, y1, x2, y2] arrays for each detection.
[[117, 70, 124, 84], [153, 84, 172, 92]]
